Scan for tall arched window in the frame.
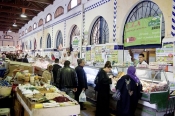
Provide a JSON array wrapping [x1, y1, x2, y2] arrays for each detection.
[[22, 31, 24, 36], [33, 23, 37, 29], [70, 25, 80, 47], [56, 31, 63, 49], [40, 37, 42, 49], [30, 41, 32, 49], [123, 1, 165, 47], [68, 0, 81, 11], [25, 29, 28, 34], [34, 39, 37, 50], [90, 16, 109, 45], [47, 34, 51, 48], [38, 19, 43, 27], [46, 13, 52, 23], [28, 26, 32, 32], [54, 6, 64, 18]]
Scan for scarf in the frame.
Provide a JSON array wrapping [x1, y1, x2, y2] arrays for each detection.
[[127, 66, 140, 83]]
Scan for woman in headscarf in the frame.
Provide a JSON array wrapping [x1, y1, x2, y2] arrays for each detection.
[[116, 66, 142, 116], [95, 61, 113, 116]]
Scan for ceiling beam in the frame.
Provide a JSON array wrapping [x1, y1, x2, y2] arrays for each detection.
[[0, 23, 23, 27], [27, 0, 53, 5], [0, 9, 36, 16], [0, 15, 32, 21], [0, 19, 27, 24], [0, 2, 44, 11]]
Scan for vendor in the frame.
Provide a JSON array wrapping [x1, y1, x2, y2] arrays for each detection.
[[66, 52, 72, 63], [60, 53, 67, 64], [136, 54, 150, 78], [136, 54, 148, 67], [42, 64, 53, 84]]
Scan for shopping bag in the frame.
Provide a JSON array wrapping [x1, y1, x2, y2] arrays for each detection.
[[112, 89, 121, 101], [110, 80, 116, 92], [79, 91, 86, 102]]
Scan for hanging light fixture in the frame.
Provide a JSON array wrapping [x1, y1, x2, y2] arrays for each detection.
[[13, 20, 17, 27], [21, 8, 27, 18], [8, 27, 12, 32], [8, 29, 12, 32]]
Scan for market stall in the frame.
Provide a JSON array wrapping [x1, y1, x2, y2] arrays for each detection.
[[16, 85, 80, 116]]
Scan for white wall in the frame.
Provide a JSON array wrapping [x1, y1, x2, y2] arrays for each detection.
[[0, 31, 19, 47], [19, 0, 172, 52]]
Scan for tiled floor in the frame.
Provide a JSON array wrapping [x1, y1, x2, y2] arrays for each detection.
[[80, 102, 96, 116], [80, 102, 115, 116]]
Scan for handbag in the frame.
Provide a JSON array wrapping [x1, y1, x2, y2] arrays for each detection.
[[112, 89, 121, 101]]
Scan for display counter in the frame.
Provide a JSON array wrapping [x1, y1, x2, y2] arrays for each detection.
[[83, 65, 175, 115], [16, 87, 80, 116]]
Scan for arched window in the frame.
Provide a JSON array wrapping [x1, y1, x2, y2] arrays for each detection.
[[46, 13, 52, 23], [33, 23, 37, 29], [34, 39, 37, 50], [40, 37, 42, 49], [25, 29, 28, 34], [56, 31, 63, 49], [38, 19, 43, 27], [54, 6, 64, 18], [68, 0, 81, 11], [30, 41, 32, 49], [47, 34, 51, 48], [28, 26, 32, 32], [90, 16, 109, 45], [123, 1, 165, 47], [70, 25, 80, 47]]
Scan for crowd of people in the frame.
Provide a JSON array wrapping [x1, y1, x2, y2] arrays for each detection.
[[1, 51, 143, 116]]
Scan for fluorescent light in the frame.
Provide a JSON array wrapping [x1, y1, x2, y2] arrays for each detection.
[[13, 23, 17, 27], [8, 29, 12, 32], [20, 14, 27, 18]]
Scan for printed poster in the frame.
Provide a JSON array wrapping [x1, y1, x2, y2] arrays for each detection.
[[106, 45, 118, 65], [156, 42, 173, 65], [85, 47, 91, 61]]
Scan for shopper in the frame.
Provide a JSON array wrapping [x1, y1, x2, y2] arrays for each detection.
[[42, 64, 54, 84], [23, 55, 29, 63], [95, 61, 113, 116], [116, 66, 142, 116], [52, 58, 62, 86], [75, 59, 88, 110], [57, 60, 78, 97]]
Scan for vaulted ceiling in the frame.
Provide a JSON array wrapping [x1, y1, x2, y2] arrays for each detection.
[[0, 0, 54, 33]]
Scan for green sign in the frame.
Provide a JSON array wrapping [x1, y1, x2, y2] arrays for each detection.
[[72, 36, 79, 46], [124, 16, 162, 47]]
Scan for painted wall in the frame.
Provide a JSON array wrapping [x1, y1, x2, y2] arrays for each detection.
[[0, 31, 19, 47], [19, 0, 173, 54]]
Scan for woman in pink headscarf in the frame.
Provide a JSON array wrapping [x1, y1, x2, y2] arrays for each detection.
[[116, 66, 142, 116]]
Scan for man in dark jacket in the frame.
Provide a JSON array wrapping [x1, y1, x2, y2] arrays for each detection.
[[75, 59, 88, 110], [57, 60, 78, 97], [52, 58, 62, 85]]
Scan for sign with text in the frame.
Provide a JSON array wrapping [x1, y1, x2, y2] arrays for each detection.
[[124, 16, 162, 47]]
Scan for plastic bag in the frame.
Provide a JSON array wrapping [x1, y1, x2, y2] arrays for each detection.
[[79, 91, 86, 102], [110, 79, 116, 92]]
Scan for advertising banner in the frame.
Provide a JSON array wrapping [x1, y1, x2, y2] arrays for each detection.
[[156, 42, 173, 65], [124, 16, 162, 47], [106, 45, 118, 65]]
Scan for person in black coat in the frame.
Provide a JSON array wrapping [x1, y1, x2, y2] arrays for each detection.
[[95, 61, 113, 116], [116, 66, 142, 116], [52, 58, 62, 86], [75, 59, 88, 110], [23, 55, 28, 63]]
